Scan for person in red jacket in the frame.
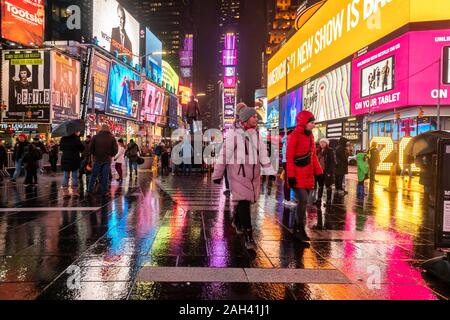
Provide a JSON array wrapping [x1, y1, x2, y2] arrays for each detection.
[[286, 110, 323, 242]]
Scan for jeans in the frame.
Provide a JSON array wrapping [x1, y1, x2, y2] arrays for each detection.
[[12, 159, 23, 180], [25, 169, 38, 184], [129, 161, 138, 174], [62, 170, 78, 188], [183, 163, 191, 175], [88, 162, 111, 194], [293, 188, 312, 228]]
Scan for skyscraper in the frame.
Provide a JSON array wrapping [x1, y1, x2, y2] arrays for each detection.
[[121, 0, 193, 72]]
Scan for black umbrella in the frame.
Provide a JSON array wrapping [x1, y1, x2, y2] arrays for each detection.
[[404, 130, 450, 158], [51, 119, 85, 137]]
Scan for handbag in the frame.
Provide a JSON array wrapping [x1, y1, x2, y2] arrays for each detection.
[[294, 138, 312, 167], [137, 157, 145, 165]]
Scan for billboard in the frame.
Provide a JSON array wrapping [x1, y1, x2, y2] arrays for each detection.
[[223, 90, 236, 122], [351, 34, 408, 115], [168, 95, 178, 128], [140, 80, 164, 123], [51, 51, 80, 123], [106, 61, 140, 120], [224, 76, 236, 88], [162, 60, 179, 94], [408, 29, 450, 106], [91, 53, 110, 111], [351, 29, 450, 115], [1, 50, 50, 123], [267, 0, 450, 100], [255, 88, 267, 125], [1, 0, 45, 46], [267, 98, 279, 129], [93, 0, 140, 65], [281, 87, 303, 129], [144, 28, 162, 85], [303, 63, 351, 122], [179, 85, 192, 105]]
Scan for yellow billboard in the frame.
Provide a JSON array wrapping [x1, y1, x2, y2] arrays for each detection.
[[267, 0, 450, 100]]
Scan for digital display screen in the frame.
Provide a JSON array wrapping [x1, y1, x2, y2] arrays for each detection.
[[361, 56, 395, 98]]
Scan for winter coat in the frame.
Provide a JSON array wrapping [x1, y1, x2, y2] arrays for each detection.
[[60, 134, 85, 172], [368, 146, 381, 168], [286, 110, 323, 189], [213, 124, 275, 203], [32, 141, 47, 154], [12, 140, 30, 162], [125, 142, 140, 162], [114, 145, 125, 164], [89, 131, 118, 163], [357, 153, 369, 182], [335, 137, 349, 176], [22, 145, 41, 171], [317, 147, 335, 176]]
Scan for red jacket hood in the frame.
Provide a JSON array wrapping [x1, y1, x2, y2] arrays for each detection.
[[296, 110, 315, 129]]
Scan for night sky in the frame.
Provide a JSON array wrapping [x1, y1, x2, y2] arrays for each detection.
[[193, 0, 267, 106]]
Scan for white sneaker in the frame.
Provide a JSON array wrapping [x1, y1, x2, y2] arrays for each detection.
[[283, 200, 297, 207]]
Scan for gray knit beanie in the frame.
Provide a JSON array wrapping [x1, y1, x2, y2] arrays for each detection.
[[239, 106, 257, 122]]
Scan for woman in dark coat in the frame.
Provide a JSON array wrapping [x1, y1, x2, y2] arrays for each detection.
[[22, 144, 41, 186], [334, 137, 349, 194], [315, 138, 335, 206], [59, 132, 84, 197]]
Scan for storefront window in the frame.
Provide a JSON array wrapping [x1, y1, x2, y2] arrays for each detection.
[[379, 122, 385, 137]]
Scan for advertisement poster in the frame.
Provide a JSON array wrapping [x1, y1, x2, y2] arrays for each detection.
[[1, 0, 45, 46], [106, 61, 140, 119], [51, 51, 80, 123], [281, 87, 302, 129], [168, 95, 178, 129], [303, 63, 351, 122], [92, 54, 110, 111], [351, 34, 409, 115], [1, 50, 50, 123], [408, 30, 450, 106], [144, 28, 162, 85], [255, 88, 267, 125], [162, 60, 179, 94], [141, 80, 164, 123], [158, 93, 169, 126], [267, 98, 279, 130], [93, 0, 140, 65], [223, 91, 236, 121]]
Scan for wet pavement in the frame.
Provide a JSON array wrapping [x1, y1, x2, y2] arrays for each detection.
[[0, 169, 449, 300]]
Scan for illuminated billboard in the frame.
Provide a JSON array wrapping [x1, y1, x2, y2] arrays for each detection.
[[179, 85, 192, 105], [1, 0, 45, 46], [91, 53, 110, 111], [106, 61, 140, 120], [281, 87, 302, 129], [267, 98, 279, 130], [143, 28, 162, 85], [51, 51, 80, 123], [93, 0, 140, 65], [1, 50, 50, 123], [303, 63, 351, 122], [162, 60, 179, 94], [267, 0, 450, 100]]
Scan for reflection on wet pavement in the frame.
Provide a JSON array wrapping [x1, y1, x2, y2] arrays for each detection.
[[0, 172, 448, 300]]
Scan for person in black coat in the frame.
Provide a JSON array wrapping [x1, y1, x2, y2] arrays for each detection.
[[22, 144, 41, 186], [48, 140, 59, 176], [59, 132, 84, 197], [0, 140, 8, 182], [335, 137, 349, 194], [315, 138, 336, 205]]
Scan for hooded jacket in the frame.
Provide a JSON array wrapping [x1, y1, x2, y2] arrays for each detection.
[[60, 134, 85, 172], [89, 130, 118, 163], [356, 153, 369, 182], [335, 137, 349, 176], [286, 111, 323, 189], [213, 124, 275, 203]]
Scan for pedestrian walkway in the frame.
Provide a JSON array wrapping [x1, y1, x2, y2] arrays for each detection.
[[0, 172, 448, 300]]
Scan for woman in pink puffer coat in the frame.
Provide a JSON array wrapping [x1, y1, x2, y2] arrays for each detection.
[[213, 105, 274, 250]]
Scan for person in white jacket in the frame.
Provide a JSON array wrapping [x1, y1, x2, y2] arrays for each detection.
[[114, 138, 126, 182]]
